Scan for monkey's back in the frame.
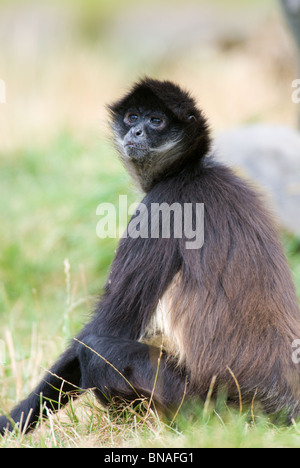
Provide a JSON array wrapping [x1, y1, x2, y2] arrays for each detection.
[[144, 161, 300, 416]]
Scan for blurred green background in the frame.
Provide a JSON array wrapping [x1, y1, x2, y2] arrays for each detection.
[[0, 0, 299, 444]]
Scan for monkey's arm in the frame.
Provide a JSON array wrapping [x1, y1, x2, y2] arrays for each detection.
[[0, 344, 81, 435], [78, 335, 188, 409], [0, 188, 183, 435]]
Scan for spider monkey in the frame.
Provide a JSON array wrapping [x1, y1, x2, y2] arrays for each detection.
[[1, 78, 300, 434]]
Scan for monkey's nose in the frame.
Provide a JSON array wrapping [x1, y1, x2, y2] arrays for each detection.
[[135, 128, 143, 137]]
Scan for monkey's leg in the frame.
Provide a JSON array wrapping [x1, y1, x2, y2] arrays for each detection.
[[0, 344, 81, 435], [78, 335, 188, 409]]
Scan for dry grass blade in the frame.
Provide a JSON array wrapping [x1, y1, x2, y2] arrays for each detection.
[[145, 342, 164, 420], [226, 366, 242, 414], [170, 377, 188, 427], [203, 375, 217, 417], [251, 388, 258, 424]]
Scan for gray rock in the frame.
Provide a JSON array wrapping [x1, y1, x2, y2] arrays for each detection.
[[281, 0, 300, 50], [214, 125, 300, 234]]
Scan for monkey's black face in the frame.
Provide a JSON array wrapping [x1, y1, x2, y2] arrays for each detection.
[[122, 107, 171, 160], [111, 101, 186, 191], [108, 78, 211, 191]]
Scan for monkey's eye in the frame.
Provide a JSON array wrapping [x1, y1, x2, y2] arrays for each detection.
[[149, 116, 165, 128], [124, 112, 139, 125]]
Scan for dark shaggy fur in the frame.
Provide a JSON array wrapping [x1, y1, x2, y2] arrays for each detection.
[[1, 78, 300, 435]]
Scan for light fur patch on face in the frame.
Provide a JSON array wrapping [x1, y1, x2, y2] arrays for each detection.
[[111, 121, 184, 192]]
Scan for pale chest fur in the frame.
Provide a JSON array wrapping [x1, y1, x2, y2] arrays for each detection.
[[139, 274, 185, 362]]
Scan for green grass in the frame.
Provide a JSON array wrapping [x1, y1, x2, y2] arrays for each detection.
[[0, 131, 300, 448]]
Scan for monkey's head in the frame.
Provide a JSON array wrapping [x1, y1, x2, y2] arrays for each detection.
[[108, 78, 211, 192]]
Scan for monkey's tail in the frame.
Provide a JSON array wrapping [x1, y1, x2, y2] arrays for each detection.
[[0, 344, 82, 435]]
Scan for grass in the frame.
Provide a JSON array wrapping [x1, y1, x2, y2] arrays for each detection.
[[0, 131, 299, 448]]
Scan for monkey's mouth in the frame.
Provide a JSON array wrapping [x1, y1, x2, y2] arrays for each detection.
[[124, 142, 148, 159], [125, 142, 147, 150]]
